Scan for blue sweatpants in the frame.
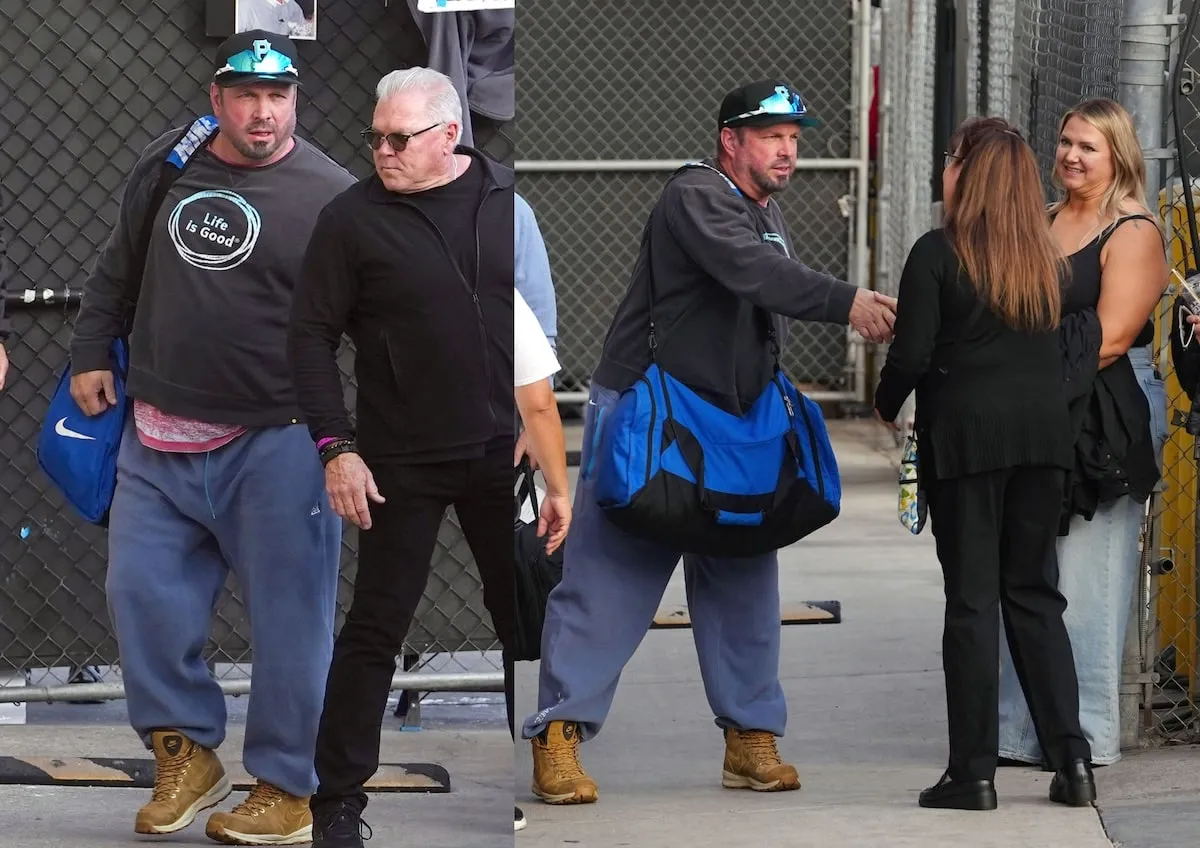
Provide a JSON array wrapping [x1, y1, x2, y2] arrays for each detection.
[[521, 384, 787, 743], [106, 421, 341, 797]]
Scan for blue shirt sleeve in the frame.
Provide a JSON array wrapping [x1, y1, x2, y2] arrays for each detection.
[[514, 193, 558, 348]]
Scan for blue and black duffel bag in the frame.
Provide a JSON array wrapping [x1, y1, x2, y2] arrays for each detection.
[[591, 191, 842, 557], [592, 337, 842, 557]]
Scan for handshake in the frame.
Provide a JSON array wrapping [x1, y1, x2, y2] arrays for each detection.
[[848, 289, 898, 344]]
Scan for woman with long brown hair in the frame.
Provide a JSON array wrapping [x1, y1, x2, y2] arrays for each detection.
[[875, 117, 1095, 810]]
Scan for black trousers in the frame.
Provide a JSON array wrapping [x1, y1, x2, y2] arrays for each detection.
[[926, 466, 1091, 782], [311, 445, 515, 814]]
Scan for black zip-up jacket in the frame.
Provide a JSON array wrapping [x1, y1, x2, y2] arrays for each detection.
[[288, 147, 514, 464], [1057, 309, 1160, 533]]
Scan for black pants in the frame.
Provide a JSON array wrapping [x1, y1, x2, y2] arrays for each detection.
[[311, 445, 515, 814], [926, 466, 1090, 782]]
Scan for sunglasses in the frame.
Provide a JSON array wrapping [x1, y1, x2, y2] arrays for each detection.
[[724, 86, 810, 126], [360, 123, 442, 152], [216, 48, 298, 78]]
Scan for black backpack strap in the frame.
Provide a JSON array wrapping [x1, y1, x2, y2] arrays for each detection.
[[515, 457, 539, 522], [121, 115, 220, 334]]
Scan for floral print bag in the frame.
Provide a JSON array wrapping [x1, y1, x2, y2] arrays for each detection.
[[898, 433, 927, 534]]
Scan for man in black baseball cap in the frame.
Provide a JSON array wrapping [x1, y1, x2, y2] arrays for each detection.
[[718, 79, 820, 130], [207, 29, 301, 164], [713, 78, 826, 202], [213, 28, 302, 88], [521, 74, 897, 809]]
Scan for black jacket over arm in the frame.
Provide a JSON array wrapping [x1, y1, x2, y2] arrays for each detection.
[[874, 229, 1074, 480], [288, 148, 515, 464], [1057, 308, 1160, 530]]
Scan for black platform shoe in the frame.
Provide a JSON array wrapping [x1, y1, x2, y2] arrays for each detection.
[[1049, 759, 1097, 807], [918, 770, 998, 811]]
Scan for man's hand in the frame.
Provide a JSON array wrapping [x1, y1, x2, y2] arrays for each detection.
[[538, 492, 572, 555], [514, 430, 539, 471], [848, 289, 897, 344], [0, 346, 10, 391], [69, 370, 117, 416], [325, 452, 386, 530]]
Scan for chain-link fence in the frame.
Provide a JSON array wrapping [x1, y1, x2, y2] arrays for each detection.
[[1009, 0, 1124, 180], [518, 0, 873, 404], [1140, 0, 1200, 746], [874, 0, 936, 304], [0, 0, 511, 699]]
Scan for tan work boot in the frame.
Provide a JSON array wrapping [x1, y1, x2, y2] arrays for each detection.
[[721, 728, 801, 792], [531, 720, 599, 804], [205, 780, 313, 845], [134, 730, 232, 834]]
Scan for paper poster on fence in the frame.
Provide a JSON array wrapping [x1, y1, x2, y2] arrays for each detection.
[[236, 0, 317, 40], [417, 0, 514, 11]]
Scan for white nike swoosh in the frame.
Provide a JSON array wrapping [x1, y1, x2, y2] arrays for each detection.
[[55, 417, 97, 441]]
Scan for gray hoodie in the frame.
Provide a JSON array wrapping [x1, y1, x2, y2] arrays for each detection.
[[592, 160, 859, 414]]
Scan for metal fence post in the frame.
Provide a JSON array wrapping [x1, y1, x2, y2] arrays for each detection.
[[1118, 0, 1173, 749], [1121, 0, 1172, 213]]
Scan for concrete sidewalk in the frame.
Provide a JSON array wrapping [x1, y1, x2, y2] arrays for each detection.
[[0, 687, 512, 846], [512, 419, 1169, 848]]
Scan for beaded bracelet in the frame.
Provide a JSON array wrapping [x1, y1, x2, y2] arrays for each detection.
[[318, 438, 357, 465]]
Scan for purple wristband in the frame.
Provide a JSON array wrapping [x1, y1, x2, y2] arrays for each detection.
[[316, 437, 339, 451]]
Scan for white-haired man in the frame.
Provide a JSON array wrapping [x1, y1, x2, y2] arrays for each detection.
[[288, 67, 515, 848]]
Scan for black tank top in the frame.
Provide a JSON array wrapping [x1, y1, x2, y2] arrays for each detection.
[[1059, 213, 1158, 348]]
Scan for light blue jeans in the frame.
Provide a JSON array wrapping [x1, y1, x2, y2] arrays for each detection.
[[997, 346, 1167, 765]]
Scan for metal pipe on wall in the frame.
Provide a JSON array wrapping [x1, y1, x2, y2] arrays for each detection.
[[1, 671, 504, 705], [531, 153, 874, 406], [1117, 0, 1173, 749], [1121, 3, 1172, 213], [514, 158, 865, 172]]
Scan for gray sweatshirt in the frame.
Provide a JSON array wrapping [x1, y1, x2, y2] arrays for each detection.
[[593, 159, 859, 414], [70, 128, 355, 426]]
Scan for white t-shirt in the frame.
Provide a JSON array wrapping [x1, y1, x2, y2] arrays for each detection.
[[515, 288, 560, 388]]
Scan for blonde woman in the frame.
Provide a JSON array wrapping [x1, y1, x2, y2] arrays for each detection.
[[998, 98, 1168, 768]]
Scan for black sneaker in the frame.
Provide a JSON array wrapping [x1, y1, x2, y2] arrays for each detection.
[[313, 801, 373, 848], [515, 805, 527, 832]]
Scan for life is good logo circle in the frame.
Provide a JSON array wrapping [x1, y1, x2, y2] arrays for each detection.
[[168, 190, 261, 271]]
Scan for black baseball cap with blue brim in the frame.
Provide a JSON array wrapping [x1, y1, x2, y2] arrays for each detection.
[[718, 80, 820, 129], [212, 30, 302, 88]]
